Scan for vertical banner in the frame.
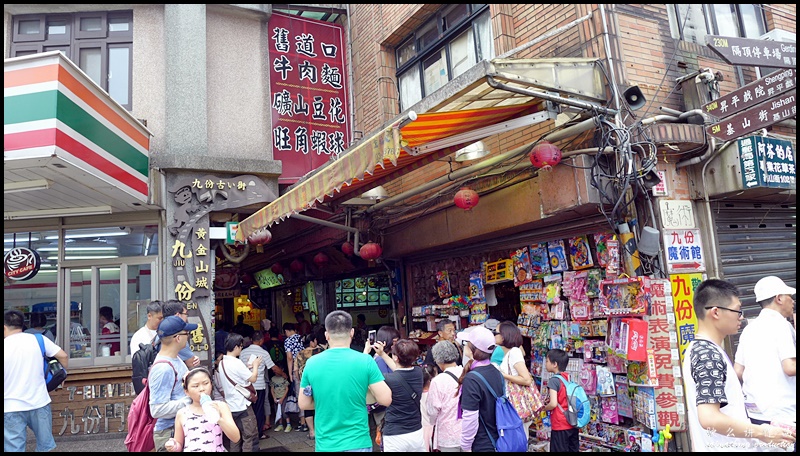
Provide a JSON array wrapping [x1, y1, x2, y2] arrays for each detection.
[[268, 12, 350, 184], [648, 279, 686, 431], [670, 273, 703, 362]]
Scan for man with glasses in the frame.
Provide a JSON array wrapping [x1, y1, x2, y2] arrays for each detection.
[[682, 279, 795, 451], [150, 315, 197, 451], [734, 276, 796, 444], [163, 300, 201, 368], [423, 319, 462, 374]]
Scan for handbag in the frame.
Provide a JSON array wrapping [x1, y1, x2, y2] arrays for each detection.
[[221, 359, 258, 403], [285, 394, 300, 414], [35, 333, 68, 391], [504, 354, 544, 422]]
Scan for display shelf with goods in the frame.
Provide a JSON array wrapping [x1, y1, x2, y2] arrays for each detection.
[[511, 233, 685, 452]]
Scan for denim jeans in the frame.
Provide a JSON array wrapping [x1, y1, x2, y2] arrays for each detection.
[[4, 404, 56, 452]]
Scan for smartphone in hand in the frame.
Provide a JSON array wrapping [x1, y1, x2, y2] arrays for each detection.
[[368, 330, 376, 346], [248, 354, 258, 367]]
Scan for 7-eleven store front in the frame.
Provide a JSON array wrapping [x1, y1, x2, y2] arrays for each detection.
[[5, 51, 158, 440]]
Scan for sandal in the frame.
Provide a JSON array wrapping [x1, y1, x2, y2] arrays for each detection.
[[307, 434, 315, 440]]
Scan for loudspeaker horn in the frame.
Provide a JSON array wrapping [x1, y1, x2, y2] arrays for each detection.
[[622, 85, 646, 110]]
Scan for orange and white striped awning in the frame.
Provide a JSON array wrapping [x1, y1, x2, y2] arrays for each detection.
[[236, 101, 543, 241]]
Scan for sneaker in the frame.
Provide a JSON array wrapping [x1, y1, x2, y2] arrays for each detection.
[[284, 424, 293, 433], [300, 424, 310, 432], [273, 425, 284, 432]]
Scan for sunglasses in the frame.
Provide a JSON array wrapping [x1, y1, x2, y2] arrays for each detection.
[[173, 331, 190, 337]]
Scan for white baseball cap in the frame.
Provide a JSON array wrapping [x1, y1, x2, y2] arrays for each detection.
[[753, 276, 796, 302]]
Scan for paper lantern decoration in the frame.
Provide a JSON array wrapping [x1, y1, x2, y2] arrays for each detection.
[[341, 241, 354, 256], [529, 141, 562, 170], [271, 262, 284, 274], [248, 227, 272, 246], [313, 252, 330, 267], [289, 258, 305, 273], [359, 242, 382, 260], [454, 187, 479, 210]]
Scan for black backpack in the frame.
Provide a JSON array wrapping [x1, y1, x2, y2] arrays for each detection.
[[132, 336, 160, 395]]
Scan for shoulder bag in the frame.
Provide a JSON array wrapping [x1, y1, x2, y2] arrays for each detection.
[[504, 351, 544, 422], [221, 358, 257, 403], [35, 333, 68, 391]]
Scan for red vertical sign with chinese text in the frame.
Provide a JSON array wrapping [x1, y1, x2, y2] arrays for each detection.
[[268, 13, 350, 184], [648, 278, 686, 431]]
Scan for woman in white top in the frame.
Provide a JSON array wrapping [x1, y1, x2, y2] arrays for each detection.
[[495, 320, 535, 436]]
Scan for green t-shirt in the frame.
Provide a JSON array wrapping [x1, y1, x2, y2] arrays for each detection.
[[491, 345, 505, 366], [300, 347, 384, 452]]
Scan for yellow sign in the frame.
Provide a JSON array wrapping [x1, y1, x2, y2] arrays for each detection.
[[485, 259, 513, 284], [670, 273, 702, 362]]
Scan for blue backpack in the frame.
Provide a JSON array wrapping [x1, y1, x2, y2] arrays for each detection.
[[555, 375, 591, 428], [470, 371, 528, 452]]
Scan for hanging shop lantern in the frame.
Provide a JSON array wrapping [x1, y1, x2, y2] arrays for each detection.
[[359, 242, 383, 261], [341, 241, 354, 256], [529, 141, 563, 170], [454, 187, 480, 210], [247, 227, 272, 246], [313, 252, 330, 267], [289, 258, 305, 273], [271, 262, 284, 275]]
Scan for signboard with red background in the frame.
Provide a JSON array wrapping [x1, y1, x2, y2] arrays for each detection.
[[268, 12, 350, 184]]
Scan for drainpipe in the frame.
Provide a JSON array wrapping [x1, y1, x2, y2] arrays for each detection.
[[345, 4, 357, 146], [290, 213, 361, 257], [676, 136, 715, 169], [598, 4, 621, 125], [486, 77, 618, 116], [699, 137, 722, 278], [366, 116, 601, 213]]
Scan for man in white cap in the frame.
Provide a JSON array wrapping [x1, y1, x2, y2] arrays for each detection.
[[734, 275, 796, 433]]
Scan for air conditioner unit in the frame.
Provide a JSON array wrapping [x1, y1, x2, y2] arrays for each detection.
[[756, 29, 796, 79]]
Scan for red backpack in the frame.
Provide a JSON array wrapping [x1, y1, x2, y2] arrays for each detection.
[[124, 360, 178, 452]]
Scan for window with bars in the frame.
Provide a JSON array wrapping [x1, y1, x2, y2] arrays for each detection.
[[395, 4, 493, 111], [11, 11, 134, 110], [667, 4, 767, 44]]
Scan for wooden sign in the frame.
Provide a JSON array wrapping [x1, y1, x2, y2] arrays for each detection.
[[703, 68, 796, 119], [706, 35, 796, 68], [706, 89, 796, 142]]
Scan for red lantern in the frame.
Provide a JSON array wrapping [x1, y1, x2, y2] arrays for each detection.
[[271, 262, 284, 274], [454, 187, 479, 210], [247, 228, 272, 246], [359, 242, 382, 261], [341, 241, 354, 256], [289, 259, 305, 273], [529, 141, 562, 170], [313, 252, 330, 267]]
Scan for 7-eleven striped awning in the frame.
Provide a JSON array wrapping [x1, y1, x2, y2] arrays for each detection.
[[4, 51, 152, 217], [236, 101, 544, 241]]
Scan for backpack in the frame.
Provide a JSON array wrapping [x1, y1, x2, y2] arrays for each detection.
[[124, 360, 177, 452], [555, 374, 591, 428], [470, 371, 528, 452], [131, 336, 160, 395], [34, 333, 68, 391]]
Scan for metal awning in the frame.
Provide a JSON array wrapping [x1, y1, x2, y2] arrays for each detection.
[[4, 51, 154, 220], [236, 57, 608, 242]]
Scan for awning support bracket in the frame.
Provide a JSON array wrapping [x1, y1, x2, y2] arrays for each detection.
[[290, 213, 362, 257]]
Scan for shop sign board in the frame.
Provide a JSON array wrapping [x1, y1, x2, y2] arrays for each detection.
[[703, 68, 795, 119], [670, 273, 703, 363], [4, 246, 41, 281], [254, 267, 284, 289], [226, 222, 239, 245], [648, 279, 686, 431], [706, 89, 796, 142], [705, 35, 796, 68], [268, 12, 350, 184], [663, 229, 705, 274], [651, 170, 668, 196], [738, 135, 796, 189]]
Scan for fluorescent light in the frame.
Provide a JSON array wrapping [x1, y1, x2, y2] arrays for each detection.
[[37, 246, 118, 252], [46, 255, 119, 260], [4, 179, 51, 194], [4, 205, 112, 220], [4, 235, 40, 243], [45, 227, 131, 240]]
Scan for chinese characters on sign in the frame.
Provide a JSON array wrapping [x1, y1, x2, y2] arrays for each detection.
[[268, 12, 350, 184], [706, 89, 796, 142], [705, 35, 796, 69], [663, 229, 705, 274], [647, 279, 686, 431], [738, 135, 796, 189], [658, 199, 694, 229], [703, 68, 795, 119], [670, 273, 702, 362]]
